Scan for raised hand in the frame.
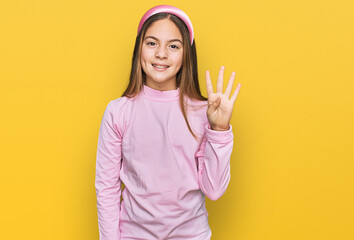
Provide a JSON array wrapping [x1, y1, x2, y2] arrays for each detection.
[[205, 66, 241, 131]]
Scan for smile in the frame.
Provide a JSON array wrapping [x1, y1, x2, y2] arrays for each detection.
[[152, 64, 169, 69], [152, 64, 169, 71]]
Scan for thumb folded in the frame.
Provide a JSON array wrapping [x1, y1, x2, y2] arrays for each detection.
[[208, 97, 221, 113]]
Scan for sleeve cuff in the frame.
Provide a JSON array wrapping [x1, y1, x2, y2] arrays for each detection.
[[205, 122, 234, 143]]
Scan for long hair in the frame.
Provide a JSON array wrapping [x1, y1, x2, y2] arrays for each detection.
[[121, 12, 208, 141]]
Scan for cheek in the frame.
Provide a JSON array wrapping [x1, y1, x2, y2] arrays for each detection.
[[141, 47, 152, 63], [140, 50, 147, 64], [140, 53, 148, 73], [140, 53, 151, 73], [177, 55, 183, 68], [173, 52, 183, 67]]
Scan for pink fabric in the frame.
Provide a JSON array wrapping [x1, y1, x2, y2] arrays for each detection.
[[95, 84, 234, 240], [137, 5, 194, 45]]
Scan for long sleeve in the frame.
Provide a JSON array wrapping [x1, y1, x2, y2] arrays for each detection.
[[95, 101, 123, 240], [195, 122, 234, 201]]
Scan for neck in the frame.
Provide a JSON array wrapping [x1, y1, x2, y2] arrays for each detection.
[[145, 79, 177, 91], [142, 84, 180, 102]]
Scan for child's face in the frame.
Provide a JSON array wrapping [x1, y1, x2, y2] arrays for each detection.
[[141, 18, 183, 90]]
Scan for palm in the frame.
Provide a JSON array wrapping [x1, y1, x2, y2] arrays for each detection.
[[205, 66, 241, 131]]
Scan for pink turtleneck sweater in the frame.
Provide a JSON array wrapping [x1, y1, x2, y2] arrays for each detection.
[[95, 84, 234, 240]]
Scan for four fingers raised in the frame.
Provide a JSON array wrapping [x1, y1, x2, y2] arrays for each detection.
[[205, 66, 241, 103]]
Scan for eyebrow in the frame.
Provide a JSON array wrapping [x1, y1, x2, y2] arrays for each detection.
[[144, 36, 183, 44]]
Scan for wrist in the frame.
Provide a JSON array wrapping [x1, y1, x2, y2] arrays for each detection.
[[210, 124, 230, 131]]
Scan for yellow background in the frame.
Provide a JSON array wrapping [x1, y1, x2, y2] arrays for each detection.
[[1, 0, 353, 239]]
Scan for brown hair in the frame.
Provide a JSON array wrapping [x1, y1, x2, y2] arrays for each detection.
[[121, 12, 208, 141]]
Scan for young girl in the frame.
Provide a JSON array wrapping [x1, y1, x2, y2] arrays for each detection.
[[95, 5, 241, 240]]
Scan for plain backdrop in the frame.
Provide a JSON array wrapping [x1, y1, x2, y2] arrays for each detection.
[[0, 0, 353, 239]]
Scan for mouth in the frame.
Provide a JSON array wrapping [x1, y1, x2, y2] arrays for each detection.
[[151, 64, 169, 69]]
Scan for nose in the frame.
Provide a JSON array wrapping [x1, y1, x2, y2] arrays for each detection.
[[155, 45, 168, 59]]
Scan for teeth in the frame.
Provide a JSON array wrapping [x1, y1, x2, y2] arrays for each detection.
[[153, 64, 169, 68]]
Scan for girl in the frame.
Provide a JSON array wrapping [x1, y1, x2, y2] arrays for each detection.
[[95, 5, 241, 240]]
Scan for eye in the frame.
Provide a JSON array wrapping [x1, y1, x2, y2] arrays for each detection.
[[147, 42, 156, 46], [170, 45, 180, 49]]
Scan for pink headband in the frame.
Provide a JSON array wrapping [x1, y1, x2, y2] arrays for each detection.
[[137, 5, 194, 45]]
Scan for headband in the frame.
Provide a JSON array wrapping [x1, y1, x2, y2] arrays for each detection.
[[137, 5, 194, 45]]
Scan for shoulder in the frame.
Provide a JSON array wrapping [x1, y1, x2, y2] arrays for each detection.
[[184, 96, 208, 118], [103, 96, 134, 136], [184, 96, 208, 110], [183, 96, 210, 134], [108, 96, 133, 113]]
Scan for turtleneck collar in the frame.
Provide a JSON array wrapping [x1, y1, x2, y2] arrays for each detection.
[[141, 84, 180, 102]]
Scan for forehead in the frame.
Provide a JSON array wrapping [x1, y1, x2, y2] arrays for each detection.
[[145, 18, 182, 40]]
